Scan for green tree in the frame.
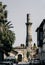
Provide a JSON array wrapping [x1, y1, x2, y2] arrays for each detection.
[[33, 43, 36, 49], [0, 2, 15, 56], [26, 51, 30, 59]]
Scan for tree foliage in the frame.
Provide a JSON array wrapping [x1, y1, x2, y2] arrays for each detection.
[[0, 2, 15, 55], [26, 51, 30, 58]]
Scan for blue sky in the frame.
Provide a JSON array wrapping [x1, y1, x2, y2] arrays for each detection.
[[0, 0, 45, 47]]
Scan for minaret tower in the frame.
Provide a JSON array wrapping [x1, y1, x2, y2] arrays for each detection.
[[26, 14, 32, 47]]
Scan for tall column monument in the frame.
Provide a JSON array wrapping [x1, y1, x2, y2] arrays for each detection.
[[26, 14, 32, 48]]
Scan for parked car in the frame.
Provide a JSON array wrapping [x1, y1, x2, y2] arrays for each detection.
[[0, 61, 13, 65], [40, 60, 45, 65], [31, 58, 41, 65], [18, 61, 30, 65], [4, 56, 18, 64]]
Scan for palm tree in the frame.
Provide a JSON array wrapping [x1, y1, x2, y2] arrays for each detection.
[[0, 2, 15, 56]]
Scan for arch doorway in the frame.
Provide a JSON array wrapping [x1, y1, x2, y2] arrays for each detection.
[[18, 54, 22, 62]]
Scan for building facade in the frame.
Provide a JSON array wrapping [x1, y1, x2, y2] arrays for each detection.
[[36, 19, 45, 60]]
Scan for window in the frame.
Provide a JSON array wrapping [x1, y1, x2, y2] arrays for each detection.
[[43, 38, 45, 43], [43, 24, 45, 31], [40, 32, 43, 40], [43, 32, 45, 39]]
